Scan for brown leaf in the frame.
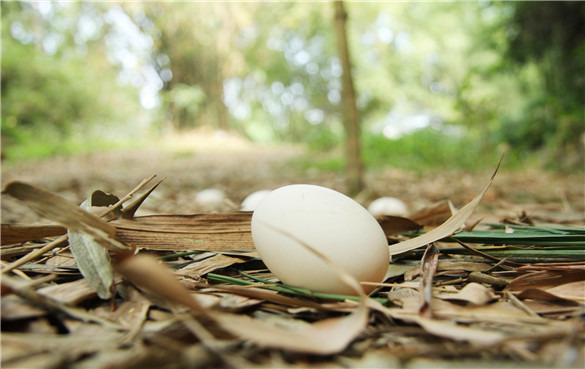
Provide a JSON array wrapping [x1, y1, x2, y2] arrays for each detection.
[[2, 181, 115, 238], [419, 244, 440, 317], [415, 316, 505, 346], [2, 181, 129, 253], [0, 224, 66, 245], [506, 270, 585, 292], [437, 282, 497, 305], [544, 281, 585, 303], [113, 213, 254, 251], [375, 215, 422, 236], [177, 254, 249, 277], [114, 254, 205, 313], [38, 278, 97, 305], [408, 200, 454, 226], [211, 303, 368, 354]]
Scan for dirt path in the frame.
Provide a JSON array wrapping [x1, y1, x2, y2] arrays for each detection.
[[2, 132, 583, 226]]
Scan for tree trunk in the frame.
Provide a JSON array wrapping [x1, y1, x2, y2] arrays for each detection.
[[333, 0, 364, 195]]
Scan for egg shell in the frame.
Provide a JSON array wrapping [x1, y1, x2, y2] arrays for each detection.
[[368, 197, 408, 216], [195, 189, 226, 207], [251, 184, 389, 295], [241, 190, 272, 211]]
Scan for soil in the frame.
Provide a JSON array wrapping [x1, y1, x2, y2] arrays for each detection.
[[2, 131, 583, 226]]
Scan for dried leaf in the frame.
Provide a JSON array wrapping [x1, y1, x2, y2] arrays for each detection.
[[2, 181, 129, 253], [2, 181, 115, 238], [408, 200, 454, 226], [543, 281, 585, 302], [38, 278, 97, 305], [113, 213, 254, 251], [211, 304, 367, 354], [375, 215, 422, 236], [506, 270, 585, 292], [0, 224, 66, 245], [114, 254, 205, 313], [177, 254, 249, 277], [419, 244, 440, 317], [389, 162, 499, 255], [437, 282, 497, 305], [414, 316, 505, 346]]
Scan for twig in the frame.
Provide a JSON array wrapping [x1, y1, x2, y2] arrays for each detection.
[[1, 235, 68, 274], [504, 291, 541, 318]]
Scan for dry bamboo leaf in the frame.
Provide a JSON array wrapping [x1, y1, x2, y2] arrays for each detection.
[[389, 162, 500, 255], [419, 244, 440, 318], [211, 303, 368, 355], [177, 254, 249, 277], [114, 254, 205, 313], [437, 282, 497, 305], [2, 181, 114, 238], [113, 213, 254, 251], [375, 215, 422, 236], [414, 316, 505, 346], [38, 278, 97, 305], [2, 181, 129, 253], [0, 224, 66, 245], [506, 270, 585, 292], [1, 296, 47, 321], [408, 200, 454, 226], [1, 275, 122, 329], [544, 281, 585, 302]]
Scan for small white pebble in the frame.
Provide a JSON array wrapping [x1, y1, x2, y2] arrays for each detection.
[[241, 190, 272, 211], [195, 189, 226, 207], [368, 197, 408, 216]]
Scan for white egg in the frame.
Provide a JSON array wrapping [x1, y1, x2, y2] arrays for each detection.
[[195, 189, 226, 207], [368, 197, 408, 216], [241, 190, 272, 211], [251, 184, 389, 295]]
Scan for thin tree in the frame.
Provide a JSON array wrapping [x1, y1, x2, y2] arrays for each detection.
[[333, 0, 364, 195]]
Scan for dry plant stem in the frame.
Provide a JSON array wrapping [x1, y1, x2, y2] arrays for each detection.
[[0, 175, 157, 274], [102, 173, 158, 219], [0, 260, 32, 279], [1, 235, 68, 274], [504, 291, 541, 318]]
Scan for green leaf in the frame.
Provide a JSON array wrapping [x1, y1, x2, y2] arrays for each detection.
[[68, 191, 119, 300]]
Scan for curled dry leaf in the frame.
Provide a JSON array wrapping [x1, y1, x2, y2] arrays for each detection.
[[114, 254, 205, 313], [419, 244, 440, 317], [437, 282, 497, 305]]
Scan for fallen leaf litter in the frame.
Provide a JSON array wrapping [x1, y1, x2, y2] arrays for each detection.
[[1, 169, 584, 368]]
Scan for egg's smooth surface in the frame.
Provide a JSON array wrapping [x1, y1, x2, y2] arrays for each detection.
[[368, 197, 408, 216], [241, 190, 272, 211], [251, 184, 389, 295]]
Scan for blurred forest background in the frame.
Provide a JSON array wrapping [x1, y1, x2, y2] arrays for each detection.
[[2, 1, 584, 175]]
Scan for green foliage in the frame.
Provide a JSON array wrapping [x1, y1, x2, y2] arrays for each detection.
[[2, 2, 582, 171], [495, 2, 585, 170], [301, 129, 529, 173], [1, 2, 144, 161]]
